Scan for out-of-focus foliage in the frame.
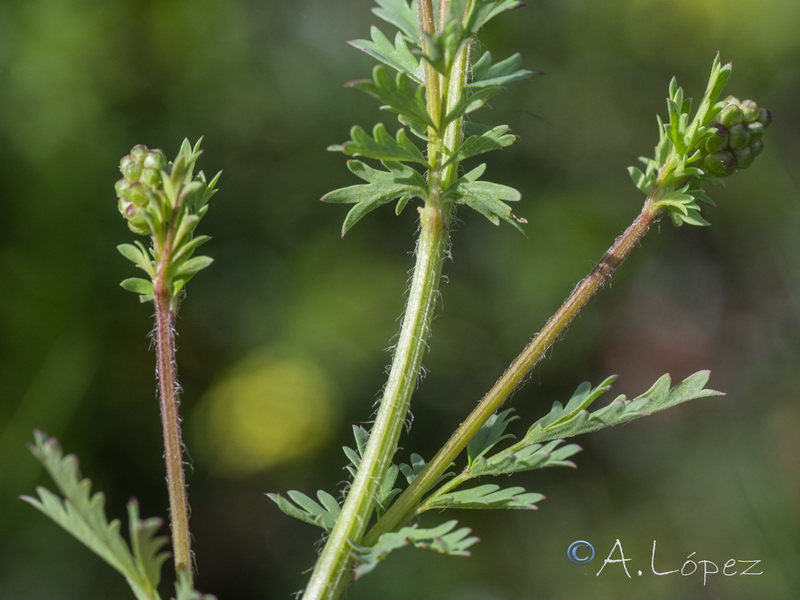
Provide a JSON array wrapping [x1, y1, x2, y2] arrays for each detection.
[[1, 1, 798, 599]]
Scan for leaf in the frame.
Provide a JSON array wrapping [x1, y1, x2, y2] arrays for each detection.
[[266, 489, 341, 532], [372, 0, 421, 46], [525, 371, 722, 444], [120, 278, 155, 302], [466, 408, 517, 467], [470, 439, 581, 477], [350, 27, 423, 83], [353, 520, 478, 578], [445, 164, 526, 232], [173, 571, 217, 600], [334, 123, 429, 166], [348, 66, 433, 132], [422, 484, 544, 511], [445, 124, 518, 165], [469, 51, 536, 88], [22, 432, 165, 600], [536, 375, 618, 430], [444, 87, 502, 124], [398, 453, 454, 487], [173, 255, 214, 279], [322, 160, 427, 235], [128, 501, 170, 592], [117, 243, 154, 277], [465, 0, 526, 35]]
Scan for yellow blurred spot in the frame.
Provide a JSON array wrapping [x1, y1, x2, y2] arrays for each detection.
[[192, 353, 335, 476]]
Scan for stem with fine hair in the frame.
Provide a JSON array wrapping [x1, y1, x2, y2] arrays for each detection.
[[364, 196, 663, 544], [153, 236, 192, 575], [301, 2, 471, 598]]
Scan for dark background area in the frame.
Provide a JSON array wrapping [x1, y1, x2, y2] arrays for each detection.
[[1, 1, 798, 598]]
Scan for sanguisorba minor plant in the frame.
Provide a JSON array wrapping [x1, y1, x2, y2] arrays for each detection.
[[21, 1, 772, 600]]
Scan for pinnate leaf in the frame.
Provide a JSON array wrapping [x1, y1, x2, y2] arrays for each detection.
[[353, 520, 478, 578], [350, 27, 423, 83], [322, 160, 426, 235], [22, 432, 166, 600], [349, 66, 433, 132], [332, 124, 429, 166], [372, 0, 420, 44], [445, 163, 525, 231], [469, 51, 536, 88], [422, 484, 544, 511], [526, 370, 722, 444], [445, 124, 518, 165], [266, 489, 341, 532], [470, 438, 581, 477], [466, 408, 517, 467]]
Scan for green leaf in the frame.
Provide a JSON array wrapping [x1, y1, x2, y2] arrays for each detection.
[[22, 432, 165, 600], [466, 408, 517, 467], [444, 87, 502, 124], [372, 0, 421, 47], [349, 66, 433, 132], [173, 255, 214, 279], [470, 438, 581, 477], [446, 164, 526, 232], [445, 124, 518, 165], [526, 371, 722, 444], [266, 489, 341, 532], [422, 484, 544, 511], [469, 51, 536, 88], [322, 160, 427, 235], [350, 27, 423, 83], [465, 0, 526, 35], [334, 124, 429, 166], [128, 501, 169, 593], [117, 243, 153, 275], [173, 571, 217, 600], [353, 520, 478, 578], [120, 278, 154, 298]]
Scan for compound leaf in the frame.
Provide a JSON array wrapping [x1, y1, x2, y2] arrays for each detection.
[[422, 483, 544, 511], [266, 489, 341, 532], [353, 520, 478, 578], [22, 432, 164, 600]]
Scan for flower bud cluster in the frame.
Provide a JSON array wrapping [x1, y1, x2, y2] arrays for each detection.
[[115, 145, 168, 235], [702, 96, 771, 177]]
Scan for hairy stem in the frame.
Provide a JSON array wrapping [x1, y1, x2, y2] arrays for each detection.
[[365, 198, 663, 544], [153, 268, 192, 574], [301, 4, 475, 598]]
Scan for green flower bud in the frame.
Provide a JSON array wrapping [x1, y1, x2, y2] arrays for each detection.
[[118, 199, 149, 235], [704, 151, 736, 177], [733, 146, 755, 169], [126, 182, 152, 207], [750, 139, 764, 156], [704, 123, 729, 153], [140, 167, 161, 187], [143, 149, 167, 170], [759, 107, 772, 127], [115, 178, 131, 197], [727, 124, 751, 150], [122, 160, 143, 183], [747, 121, 765, 142], [740, 99, 760, 123], [719, 103, 743, 127], [129, 144, 148, 164]]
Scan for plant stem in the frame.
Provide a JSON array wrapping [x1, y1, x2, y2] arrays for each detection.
[[154, 256, 192, 574], [364, 198, 663, 544], [302, 4, 476, 598]]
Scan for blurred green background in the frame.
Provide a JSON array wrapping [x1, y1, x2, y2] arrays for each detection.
[[1, 0, 798, 598]]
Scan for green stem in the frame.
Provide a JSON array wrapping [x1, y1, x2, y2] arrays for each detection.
[[302, 206, 448, 600], [364, 198, 663, 544], [153, 266, 192, 574], [301, 4, 476, 598]]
